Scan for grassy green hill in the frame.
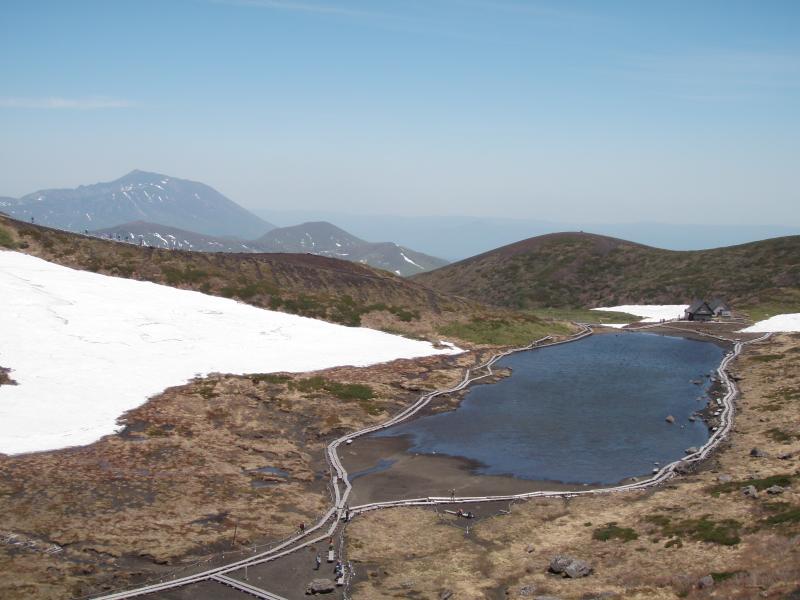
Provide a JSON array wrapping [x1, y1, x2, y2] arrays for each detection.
[[413, 232, 800, 316]]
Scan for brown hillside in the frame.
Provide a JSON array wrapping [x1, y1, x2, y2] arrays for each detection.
[[0, 214, 468, 328], [413, 231, 800, 309]]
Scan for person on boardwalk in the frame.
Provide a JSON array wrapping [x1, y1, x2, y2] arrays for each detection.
[[299, 521, 305, 533], [450, 488, 456, 501], [314, 553, 321, 570]]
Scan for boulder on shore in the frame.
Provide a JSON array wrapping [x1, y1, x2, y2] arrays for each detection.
[[306, 578, 336, 595], [665, 415, 676, 424]]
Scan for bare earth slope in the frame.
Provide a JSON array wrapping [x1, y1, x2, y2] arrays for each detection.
[[414, 231, 800, 309]]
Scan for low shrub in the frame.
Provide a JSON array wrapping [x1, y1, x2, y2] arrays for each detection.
[[593, 522, 638, 542]]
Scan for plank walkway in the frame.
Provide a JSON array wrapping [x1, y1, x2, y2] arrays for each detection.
[[210, 574, 288, 600]]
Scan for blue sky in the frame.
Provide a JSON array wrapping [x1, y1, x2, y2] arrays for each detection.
[[1, 0, 798, 225]]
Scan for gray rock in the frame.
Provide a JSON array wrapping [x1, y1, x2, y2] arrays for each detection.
[[533, 596, 562, 600], [549, 555, 592, 578], [665, 415, 676, 424], [306, 578, 336, 594], [697, 575, 714, 589], [525, 543, 536, 553], [750, 448, 766, 457], [564, 559, 593, 578], [766, 485, 786, 495], [685, 446, 700, 454], [439, 590, 454, 600], [548, 555, 573, 574], [778, 452, 793, 460], [742, 485, 759, 498], [718, 474, 733, 483], [688, 415, 697, 422]]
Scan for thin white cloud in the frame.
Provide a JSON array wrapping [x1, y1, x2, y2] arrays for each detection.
[[0, 97, 134, 110], [211, 0, 391, 20]]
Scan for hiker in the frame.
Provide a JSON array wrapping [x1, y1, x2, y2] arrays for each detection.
[[299, 521, 305, 533], [450, 488, 455, 501], [314, 553, 321, 570]]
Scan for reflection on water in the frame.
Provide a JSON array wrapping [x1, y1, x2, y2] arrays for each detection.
[[375, 333, 725, 485]]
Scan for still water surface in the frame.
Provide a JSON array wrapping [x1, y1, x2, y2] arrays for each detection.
[[375, 332, 726, 485]]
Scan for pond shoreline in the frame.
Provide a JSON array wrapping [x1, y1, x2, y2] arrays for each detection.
[[349, 327, 727, 494]]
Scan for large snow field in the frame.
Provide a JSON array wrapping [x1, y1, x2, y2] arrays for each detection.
[[0, 251, 461, 455], [591, 304, 689, 323], [740, 313, 800, 333]]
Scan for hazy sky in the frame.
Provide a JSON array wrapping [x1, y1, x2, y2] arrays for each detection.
[[1, 0, 798, 225]]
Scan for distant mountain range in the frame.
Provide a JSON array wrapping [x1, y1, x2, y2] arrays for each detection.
[[91, 221, 260, 253], [3, 171, 448, 276], [414, 231, 800, 309], [2, 170, 275, 239], [254, 221, 447, 276], [94, 220, 448, 276]]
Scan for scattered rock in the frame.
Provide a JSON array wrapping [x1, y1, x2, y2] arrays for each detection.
[[515, 584, 535, 597], [718, 474, 733, 483], [750, 448, 766, 458], [306, 579, 336, 595], [688, 415, 697, 422], [742, 485, 759, 499], [549, 555, 573, 574], [778, 452, 793, 460], [766, 485, 786, 495], [549, 555, 593, 578], [697, 575, 714, 589], [533, 596, 562, 600], [674, 463, 692, 475], [439, 590, 454, 600], [665, 415, 676, 424], [525, 543, 536, 553], [685, 446, 699, 454], [565, 560, 593, 579]]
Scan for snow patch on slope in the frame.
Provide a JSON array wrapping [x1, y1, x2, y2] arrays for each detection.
[[399, 251, 423, 270], [740, 313, 800, 333], [0, 251, 461, 455], [591, 305, 689, 323]]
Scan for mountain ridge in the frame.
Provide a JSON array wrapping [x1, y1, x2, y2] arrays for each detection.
[[92, 219, 449, 276], [413, 231, 800, 310], [4, 170, 275, 239], [255, 221, 448, 276]]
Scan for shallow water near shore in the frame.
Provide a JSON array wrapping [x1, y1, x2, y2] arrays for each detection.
[[374, 332, 727, 485]]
